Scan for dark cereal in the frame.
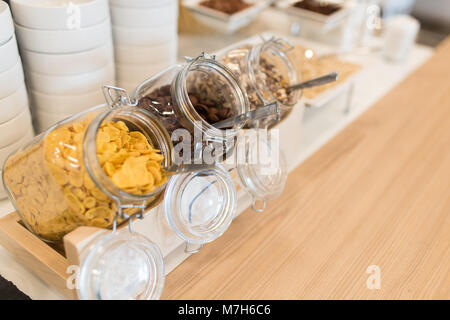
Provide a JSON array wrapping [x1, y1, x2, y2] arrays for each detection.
[[200, 0, 253, 15]]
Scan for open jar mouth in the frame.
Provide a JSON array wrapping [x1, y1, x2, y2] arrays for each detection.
[[84, 106, 173, 203], [164, 163, 236, 245], [174, 55, 250, 142], [249, 38, 302, 108]]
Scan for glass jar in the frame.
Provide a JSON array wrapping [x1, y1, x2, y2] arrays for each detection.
[[128, 53, 250, 163], [227, 129, 288, 212], [219, 37, 302, 128], [78, 221, 165, 300], [2, 103, 174, 242], [161, 163, 237, 253]]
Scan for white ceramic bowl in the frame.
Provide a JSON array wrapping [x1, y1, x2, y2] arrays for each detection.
[[21, 41, 114, 76], [30, 87, 106, 114], [110, 3, 178, 28], [112, 24, 177, 47], [0, 1, 14, 46], [0, 58, 24, 100], [0, 106, 32, 148], [275, 0, 350, 32], [26, 62, 115, 95], [0, 34, 19, 74], [183, 0, 269, 34], [0, 126, 34, 169], [14, 18, 112, 54], [116, 62, 171, 84], [0, 83, 28, 125], [10, 0, 109, 30], [33, 109, 78, 133], [114, 40, 177, 64], [110, 0, 176, 8]]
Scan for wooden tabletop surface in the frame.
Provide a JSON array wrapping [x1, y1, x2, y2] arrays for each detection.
[[163, 38, 450, 300]]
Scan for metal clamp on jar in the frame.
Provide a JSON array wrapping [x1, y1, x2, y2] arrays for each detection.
[[219, 36, 303, 128]]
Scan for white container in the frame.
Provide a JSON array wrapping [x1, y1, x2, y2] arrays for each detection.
[[114, 40, 177, 64], [110, 3, 178, 28], [0, 58, 24, 100], [0, 83, 28, 125], [276, 0, 350, 31], [14, 18, 112, 54], [30, 88, 106, 114], [10, 0, 109, 30], [0, 34, 19, 74], [110, 0, 176, 8], [0, 1, 14, 46], [0, 126, 34, 167], [26, 63, 115, 95], [116, 62, 170, 84], [183, 0, 269, 34], [276, 0, 355, 49], [21, 41, 114, 76], [0, 107, 32, 148], [112, 24, 177, 47], [384, 15, 420, 62]]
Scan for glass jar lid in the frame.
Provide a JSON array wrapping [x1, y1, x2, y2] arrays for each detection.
[[78, 230, 165, 300], [164, 163, 236, 245], [236, 131, 288, 211]]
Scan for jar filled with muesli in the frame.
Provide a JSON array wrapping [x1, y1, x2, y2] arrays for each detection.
[[127, 53, 250, 163], [2, 102, 174, 242], [219, 37, 302, 128]]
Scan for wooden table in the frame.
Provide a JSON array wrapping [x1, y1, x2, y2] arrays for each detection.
[[163, 38, 450, 300]]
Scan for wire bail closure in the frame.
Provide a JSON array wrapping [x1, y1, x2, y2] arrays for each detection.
[[112, 200, 146, 234], [103, 85, 137, 109], [184, 52, 216, 63]]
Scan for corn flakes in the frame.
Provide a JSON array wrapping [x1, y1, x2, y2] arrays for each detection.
[[3, 116, 167, 241]]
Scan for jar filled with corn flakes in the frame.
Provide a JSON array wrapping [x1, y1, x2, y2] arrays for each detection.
[[2, 102, 174, 242], [118, 53, 251, 163], [218, 37, 302, 128]]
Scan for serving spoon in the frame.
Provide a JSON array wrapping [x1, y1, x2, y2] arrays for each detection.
[[213, 102, 280, 129], [213, 72, 338, 129], [287, 71, 338, 91]]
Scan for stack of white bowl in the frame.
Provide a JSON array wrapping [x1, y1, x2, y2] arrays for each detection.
[[110, 0, 179, 93], [0, 1, 33, 199], [10, 0, 115, 133]]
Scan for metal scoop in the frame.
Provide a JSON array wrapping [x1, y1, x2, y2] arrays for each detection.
[[287, 71, 339, 91], [213, 102, 280, 129]]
